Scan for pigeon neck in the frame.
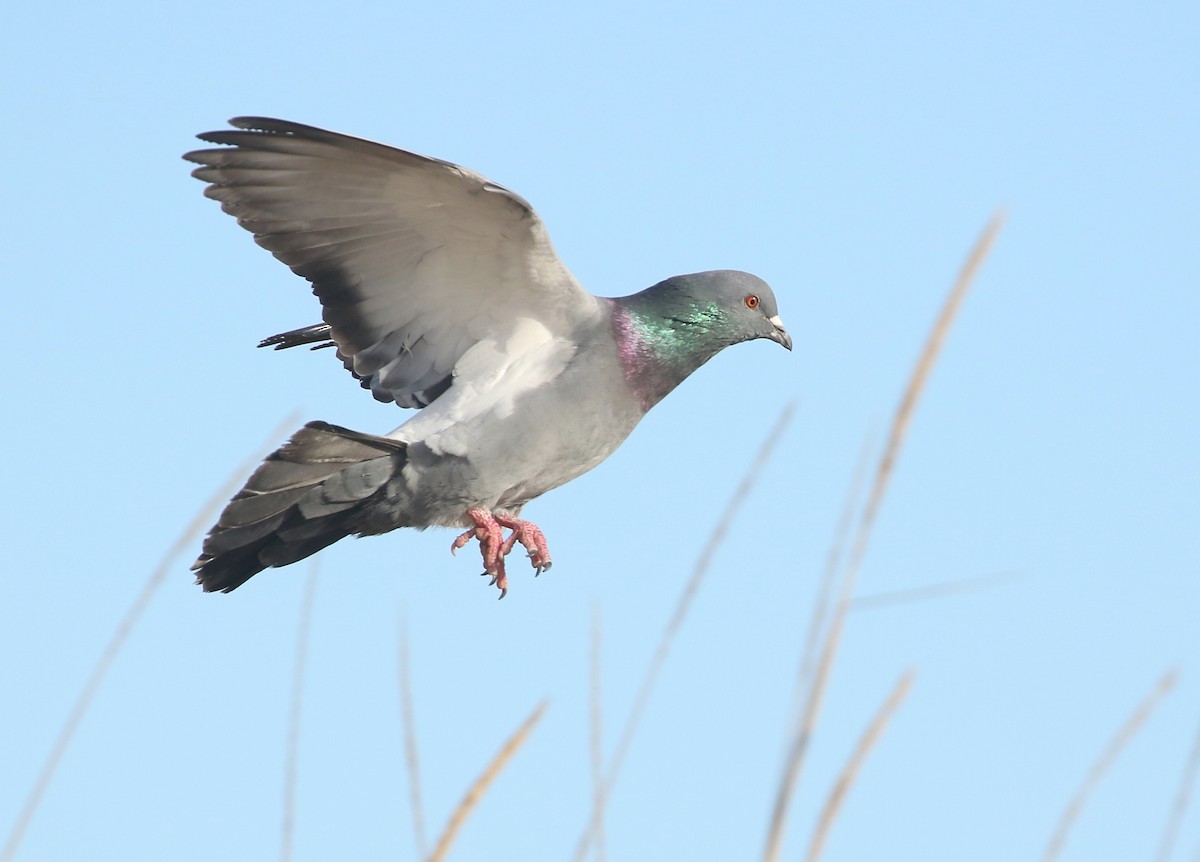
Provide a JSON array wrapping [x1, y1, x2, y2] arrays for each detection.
[[609, 297, 726, 412]]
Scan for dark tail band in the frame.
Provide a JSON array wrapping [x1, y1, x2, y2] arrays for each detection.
[[192, 421, 405, 592]]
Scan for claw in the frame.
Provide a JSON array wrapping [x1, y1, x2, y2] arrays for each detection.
[[454, 508, 551, 595], [494, 514, 553, 573], [451, 529, 475, 555]]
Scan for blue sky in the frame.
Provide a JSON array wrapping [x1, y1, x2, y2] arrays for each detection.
[[2, 1, 1197, 860]]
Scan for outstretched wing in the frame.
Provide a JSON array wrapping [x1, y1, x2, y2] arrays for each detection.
[[184, 117, 600, 408]]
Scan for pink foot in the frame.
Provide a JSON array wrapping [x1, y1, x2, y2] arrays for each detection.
[[450, 509, 554, 597], [495, 514, 553, 575], [451, 508, 509, 597]]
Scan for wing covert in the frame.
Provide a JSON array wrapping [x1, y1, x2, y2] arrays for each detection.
[[184, 117, 600, 409]]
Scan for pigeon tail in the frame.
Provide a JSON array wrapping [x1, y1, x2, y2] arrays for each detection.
[[192, 421, 407, 592]]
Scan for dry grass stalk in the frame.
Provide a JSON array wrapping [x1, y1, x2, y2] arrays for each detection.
[[1155, 713, 1200, 862], [427, 701, 548, 862], [590, 605, 608, 862], [571, 400, 796, 862], [804, 669, 915, 862], [0, 413, 300, 862], [280, 565, 318, 862], [763, 211, 1005, 862], [787, 431, 877, 738], [398, 613, 429, 859], [1043, 669, 1179, 862], [848, 570, 1020, 612], [606, 400, 795, 774]]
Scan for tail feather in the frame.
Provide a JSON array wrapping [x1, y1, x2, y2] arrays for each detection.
[[192, 421, 405, 593], [297, 457, 397, 518], [277, 516, 349, 543], [220, 486, 311, 529], [257, 528, 349, 569], [200, 513, 289, 557]]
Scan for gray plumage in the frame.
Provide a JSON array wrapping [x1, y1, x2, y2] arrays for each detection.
[[185, 117, 791, 595]]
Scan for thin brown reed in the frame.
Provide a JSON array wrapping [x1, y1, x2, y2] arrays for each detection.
[[1156, 712, 1200, 862], [398, 613, 429, 859], [571, 400, 796, 862], [848, 570, 1021, 612], [281, 565, 319, 862], [763, 211, 1005, 862], [804, 669, 915, 862], [0, 413, 299, 862], [787, 431, 876, 737], [427, 701, 548, 862], [1043, 669, 1179, 862], [590, 605, 608, 862]]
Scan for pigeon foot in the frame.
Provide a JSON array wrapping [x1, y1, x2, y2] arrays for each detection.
[[450, 508, 554, 597], [495, 514, 553, 575], [452, 508, 510, 597]]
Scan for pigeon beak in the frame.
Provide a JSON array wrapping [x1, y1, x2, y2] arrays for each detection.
[[767, 314, 793, 351]]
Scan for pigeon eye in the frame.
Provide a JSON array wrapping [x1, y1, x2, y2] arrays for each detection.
[[744, 294, 760, 309]]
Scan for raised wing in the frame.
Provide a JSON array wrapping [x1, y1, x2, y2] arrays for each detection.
[[184, 117, 600, 408]]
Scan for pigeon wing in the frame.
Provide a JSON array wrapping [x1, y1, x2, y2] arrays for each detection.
[[184, 117, 600, 408]]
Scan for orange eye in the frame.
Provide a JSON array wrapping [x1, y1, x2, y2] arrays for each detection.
[[744, 294, 760, 309]]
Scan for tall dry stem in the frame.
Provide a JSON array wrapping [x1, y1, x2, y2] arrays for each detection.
[[763, 211, 1005, 862], [1043, 669, 1179, 862], [571, 400, 796, 862], [0, 413, 299, 862], [280, 565, 318, 862], [589, 605, 608, 862], [848, 570, 1020, 612], [1155, 713, 1200, 862], [427, 702, 547, 862], [787, 431, 876, 738], [805, 670, 915, 862], [398, 613, 429, 859]]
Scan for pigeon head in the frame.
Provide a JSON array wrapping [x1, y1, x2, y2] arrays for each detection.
[[611, 269, 792, 411]]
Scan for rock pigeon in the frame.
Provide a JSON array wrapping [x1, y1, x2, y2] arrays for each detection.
[[184, 117, 791, 596]]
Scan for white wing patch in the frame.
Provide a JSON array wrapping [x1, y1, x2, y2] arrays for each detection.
[[393, 317, 576, 458]]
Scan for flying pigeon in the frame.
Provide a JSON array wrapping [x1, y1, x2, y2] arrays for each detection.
[[184, 117, 791, 597]]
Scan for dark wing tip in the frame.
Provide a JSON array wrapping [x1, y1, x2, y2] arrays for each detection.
[[228, 116, 308, 133], [223, 116, 394, 152], [258, 323, 335, 351], [183, 117, 313, 160]]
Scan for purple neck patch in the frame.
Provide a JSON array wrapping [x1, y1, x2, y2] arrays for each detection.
[[609, 300, 694, 413]]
